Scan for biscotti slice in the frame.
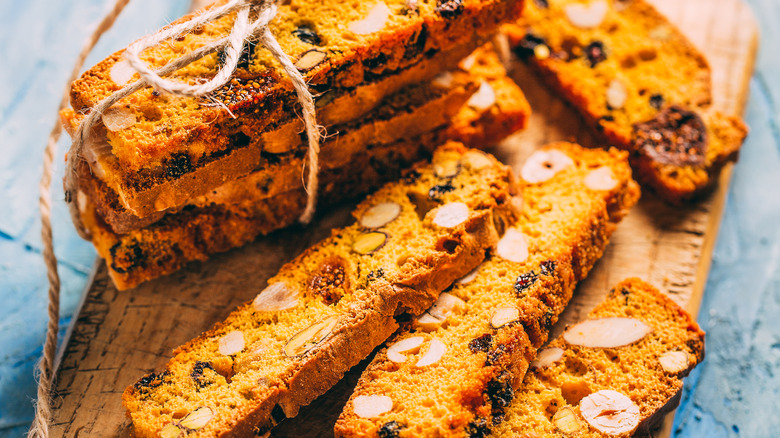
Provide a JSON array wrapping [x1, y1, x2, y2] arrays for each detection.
[[503, 0, 747, 203], [493, 278, 705, 436], [65, 0, 524, 214], [335, 143, 640, 437], [85, 43, 529, 234], [83, 70, 530, 290], [122, 143, 521, 437]]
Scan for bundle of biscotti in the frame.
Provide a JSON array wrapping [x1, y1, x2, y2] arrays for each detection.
[[77, 44, 531, 290], [336, 142, 640, 437], [62, 0, 532, 290], [122, 144, 522, 437], [502, 0, 748, 203], [494, 277, 704, 436]]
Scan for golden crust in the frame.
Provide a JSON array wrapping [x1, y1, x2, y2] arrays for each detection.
[[335, 143, 640, 437], [121, 143, 518, 437], [503, 0, 747, 203]]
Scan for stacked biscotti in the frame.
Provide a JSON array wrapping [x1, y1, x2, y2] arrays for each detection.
[[503, 0, 748, 203], [62, 0, 532, 289], [122, 144, 521, 437], [335, 143, 640, 437]]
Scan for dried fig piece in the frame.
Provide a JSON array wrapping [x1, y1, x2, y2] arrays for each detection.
[[308, 256, 349, 305], [633, 106, 707, 166]]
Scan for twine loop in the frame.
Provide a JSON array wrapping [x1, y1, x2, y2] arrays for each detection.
[[66, 0, 322, 239]]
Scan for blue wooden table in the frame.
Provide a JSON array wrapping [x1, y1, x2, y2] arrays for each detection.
[[0, 1, 778, 436]]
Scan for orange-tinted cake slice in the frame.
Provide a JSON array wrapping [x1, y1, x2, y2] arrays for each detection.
[[335, 143, 640, 437], [503, 0, 747, 203], [122, 143, 520, 437], [64, 0, 524, 215], [494, 278, 705, 436]]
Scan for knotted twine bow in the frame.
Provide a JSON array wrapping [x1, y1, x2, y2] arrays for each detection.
[[32, 1, 320, 436]]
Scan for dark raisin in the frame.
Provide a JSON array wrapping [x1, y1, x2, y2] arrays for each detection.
[[533, 0, 549, 7], [467, 417, 491, 438], [270, 404, 287, 425], [165, 152, 192, 179], [512, 33, 547, 59], [436, 0, 463, 18], [133, 370, 168, 393], [429, 182, 455, 200], [402, 169, 422, 184], [151, 90, 161, 97], [367, 268, 385, 281], [293, 26, 322, 45], [621, 287, 631, 296], [236, 40, 257, 70], [487, 372, 514, 407], [308, 256, 349, 305], [633, 106, 707, 166], [403, 26, 428, 60], [543, 310, 555, 330], [649, 93, 665, 110], [469, 334, 493, 353], [378, 421, 405, 438], [485, 344, 507, 365], [540, 260, 556, 276], [109, 241, 144, 274], [584, 41, 607, 67], [492, 411, 505, 425], [513, 271, 538, 295], [191, 361, 216, 388], [364, 52, 388, 70]]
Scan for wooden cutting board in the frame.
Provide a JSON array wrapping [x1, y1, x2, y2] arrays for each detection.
[[48, 0, 757, 436]]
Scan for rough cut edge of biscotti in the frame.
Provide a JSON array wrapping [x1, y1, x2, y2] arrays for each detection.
[[492, 277, 705, 437], [334, 143, 640, 437], [120, 144, 519, 438], [68, 0, 524, 172], [502, 0, 748, 204], [83, 71, 530, 290], [78, 62, 480, 228], [62, 41, 480, 218], [85, 43, 530, 233]]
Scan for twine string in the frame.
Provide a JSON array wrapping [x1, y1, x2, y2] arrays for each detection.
[[34, 0, 321, 435]]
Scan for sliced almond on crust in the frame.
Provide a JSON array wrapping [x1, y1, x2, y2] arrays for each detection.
[[563, 317, 652, 348], [295, 49, 327, 72], [564, 0, 608, 29], [253, 282, 299, 312], [160, 423, 182, 438], [360, 202, 401, 228], [580, 390, 640, 435], [530, 347, 565, 369], [348, 2, 391, 35], [415, 339, 447, 367], [218, 330, 245, 356], [432, 202, 470, 228], [606, 79, 628, 109], [462, 150, 494, 171], [179, 406, 213, 431], [386, 336, 425, 363], [491, 307, 519, 328], [496, 228, 529, 263], [553, 406, 583, 434], [521, 150, 575, 183], [102, 106, 137, 131], [659, 350, 690, 374], [584, 166, 618, 191], [283, 315, 339, 357], [432, 71, 455, 88], [110, 58, 135, 85], [353, 395, 393, 418], [352, 231, 388, 254], [467, 81, 496, 111], [428, 292, 466, 320], [457, 264, 482, 284], [415, 313, 442, 331]]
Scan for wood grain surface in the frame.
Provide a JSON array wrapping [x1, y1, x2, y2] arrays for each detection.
[[48, 0, 758, 436]]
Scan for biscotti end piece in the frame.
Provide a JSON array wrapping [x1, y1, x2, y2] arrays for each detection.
[[504, 0, 746, 203], [122, 143, 519, 437], [335, 143, 639, 438], [494, 278, 705, 437]]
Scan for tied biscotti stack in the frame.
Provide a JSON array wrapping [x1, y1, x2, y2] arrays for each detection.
[[503, 0, 748, 203], [62, 0, 531, 290]]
